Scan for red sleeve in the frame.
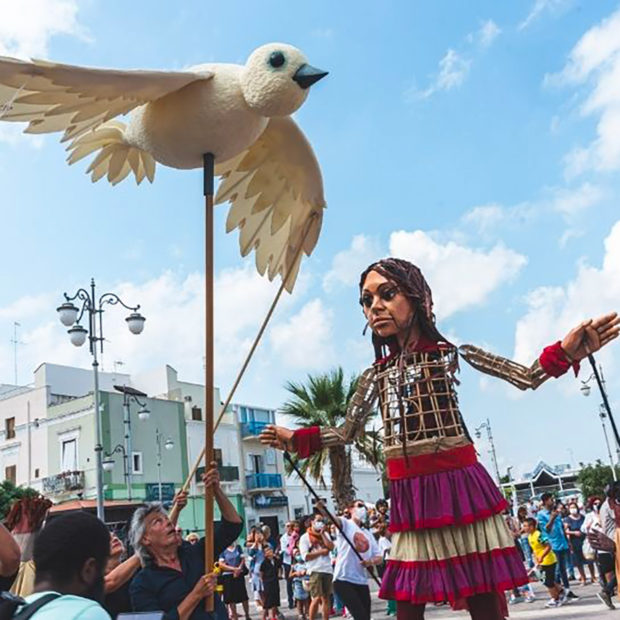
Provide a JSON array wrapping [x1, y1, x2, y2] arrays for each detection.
[[539, 341, 580, 378], [292, 426, 322, 458]]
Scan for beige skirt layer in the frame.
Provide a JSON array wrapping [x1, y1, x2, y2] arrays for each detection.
[[390, 513, 515, 562]]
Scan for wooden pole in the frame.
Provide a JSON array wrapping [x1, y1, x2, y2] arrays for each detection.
[[203, 152, 215, 612]]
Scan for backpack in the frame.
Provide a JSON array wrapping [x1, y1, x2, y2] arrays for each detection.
[[0, 592, 59, 620]]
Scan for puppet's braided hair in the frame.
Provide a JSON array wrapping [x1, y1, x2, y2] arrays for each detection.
[[359, 257, 453, 360]]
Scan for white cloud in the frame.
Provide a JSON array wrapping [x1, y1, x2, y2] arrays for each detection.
[[388, 230, 527, 319], [478, 20, 502, 48], [270, 299, 335, 369], [514, 220, 620, 365], [414, 49, 471, 100], [323, 234, 383, 292], [461, 204, 508, 234], [0, 0, 88, 59], [547, 8, 620, 176], [550, 182, 604, 218], [519, 0, 571, 31]]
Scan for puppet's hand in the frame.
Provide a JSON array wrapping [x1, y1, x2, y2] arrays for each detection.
[[561, 312, 620, 361], [259, 424, 294, 451]]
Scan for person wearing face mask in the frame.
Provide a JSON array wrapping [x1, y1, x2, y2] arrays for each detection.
[[325, 500, 382, 620], [298, 513, 334, 620], [290, 547, 310, 620], [564, 502, 596, 585]]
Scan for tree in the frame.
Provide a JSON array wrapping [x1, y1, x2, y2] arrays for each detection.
[[281, 367, 383, 509], [577, 460, 620, 499], [0, 480, 40, 520]]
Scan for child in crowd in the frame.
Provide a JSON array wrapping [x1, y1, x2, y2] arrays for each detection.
[[291, 546, 310, 620], [524, 517, 563, 608], [259, 545, 281, 620]]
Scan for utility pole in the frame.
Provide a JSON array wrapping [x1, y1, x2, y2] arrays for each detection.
[[10, 322, 22, 385]]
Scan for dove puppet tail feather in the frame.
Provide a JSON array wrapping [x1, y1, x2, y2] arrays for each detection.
[[66, 120, 156, 186]]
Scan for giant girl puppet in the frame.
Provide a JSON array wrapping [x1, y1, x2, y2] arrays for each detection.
[[260, 257, 620, 620]]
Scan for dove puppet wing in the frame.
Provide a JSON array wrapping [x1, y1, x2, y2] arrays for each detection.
[[215, 116, 325, 293], [0, 56, 212, 142]]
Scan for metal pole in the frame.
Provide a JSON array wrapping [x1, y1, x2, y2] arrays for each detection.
[[600, 410, 617, 481], [486, 418, 502, 486], [123, 392, 133, 501], [91, 279, 105, 522], [157, 429, 163, 502], [588, 355, 620, 448]]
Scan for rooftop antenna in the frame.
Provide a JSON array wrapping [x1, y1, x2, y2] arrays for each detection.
[[10, 322, 23, 385]]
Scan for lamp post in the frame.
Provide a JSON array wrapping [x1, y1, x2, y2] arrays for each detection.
[[581, 363, 620, 468], [475, 418, 501, 486], [155, 428, 174, 502], [57, 278, 146, 521], [113, 385, 150, 501], [102, 444, 129, 493]]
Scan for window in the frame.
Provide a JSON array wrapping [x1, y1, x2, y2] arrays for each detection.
[[265, 448, 276, 466], [213, 448, 222, 466], [132, 452, 143, 475], [251, 454, 263, 474], [5, 417, 15, 440], [61, 438, 77, 472], [294, 507, 304, 520], [34, 468, 40, 478], [4, 465, 16, 484], [191, 406, 202, 421]]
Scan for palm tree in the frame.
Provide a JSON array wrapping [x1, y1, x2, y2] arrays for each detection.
[[281, 367, 383, 509]]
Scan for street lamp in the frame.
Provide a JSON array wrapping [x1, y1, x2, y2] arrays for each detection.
[[155, 428, 174, 502], [113, 385, 150, 502], [57, 278, 146, 522], [475, 418, 502, 486]]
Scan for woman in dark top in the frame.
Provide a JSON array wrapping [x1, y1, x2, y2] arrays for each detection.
[[259, 546, 280, 620], [218, 540, 250, 620], [564, 501, 596, 584], [129, 463, 243, 620]]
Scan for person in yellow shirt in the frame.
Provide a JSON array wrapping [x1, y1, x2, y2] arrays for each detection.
[[524, 518, 563, 608]]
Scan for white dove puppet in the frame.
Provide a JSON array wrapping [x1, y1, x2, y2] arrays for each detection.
[[0, 43, 327, 291]]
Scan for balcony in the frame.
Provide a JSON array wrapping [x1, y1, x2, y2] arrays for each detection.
[[245, 473, 282, 492], [240, 420, 269, 439], [42, 470, 85, 496]]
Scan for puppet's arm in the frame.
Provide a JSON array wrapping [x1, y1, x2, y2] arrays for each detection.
[[259, 367, 378, 457], [458, 342, 573, 391]]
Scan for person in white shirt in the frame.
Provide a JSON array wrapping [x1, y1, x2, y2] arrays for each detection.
[[329, 500, 382, 620], [279, 521, 296, 610], [299, 513, 334, 620]]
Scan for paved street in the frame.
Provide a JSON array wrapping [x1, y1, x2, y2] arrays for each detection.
[[245, 580, 618, 619]]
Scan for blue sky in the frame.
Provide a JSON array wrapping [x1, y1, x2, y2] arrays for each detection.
[[2, 0, 620, 478]]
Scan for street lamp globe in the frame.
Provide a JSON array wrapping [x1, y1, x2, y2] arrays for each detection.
[[68, 324, 88, 347], [57, 302, 79, 326], [102, 458, 115, 472], [126, 312, 146, 335], [164, 438, 174, 451], [138, 407, 150, 421], [580, 383, 591, 397]]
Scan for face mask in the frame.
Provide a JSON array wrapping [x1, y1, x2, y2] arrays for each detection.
[[354, 506, 367, 522], [570, 508, 578, 515], [313, 521, 325, 532], [594, 504, 601, 512], [295, 555, 303, 562]]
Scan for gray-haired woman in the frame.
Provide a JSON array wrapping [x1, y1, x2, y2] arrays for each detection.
[[129, 462, 243, 620]]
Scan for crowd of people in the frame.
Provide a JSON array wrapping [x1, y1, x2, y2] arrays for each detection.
[[2, 466, 620, 620]]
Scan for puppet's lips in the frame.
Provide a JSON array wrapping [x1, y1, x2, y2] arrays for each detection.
[[372, 317, 392, 328]]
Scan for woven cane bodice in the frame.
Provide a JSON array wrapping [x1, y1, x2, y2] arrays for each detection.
[[376, 348, 468, 459]]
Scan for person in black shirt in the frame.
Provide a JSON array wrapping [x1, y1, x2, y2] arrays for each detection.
[[0, 522, 20, 592], [259, 546, 280, 620], [129, 462, 243, 620]]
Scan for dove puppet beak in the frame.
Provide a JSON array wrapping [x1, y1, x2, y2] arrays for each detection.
[[293, 63, 328, 89]]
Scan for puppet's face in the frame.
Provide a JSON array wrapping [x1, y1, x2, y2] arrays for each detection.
[[361, 270, 415, 341]]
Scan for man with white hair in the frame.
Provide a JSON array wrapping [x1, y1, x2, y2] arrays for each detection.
[[129, 462, 243, 620]]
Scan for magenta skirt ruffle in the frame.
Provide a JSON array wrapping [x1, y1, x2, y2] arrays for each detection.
[[379, 547, 528, 605], [389, 462, 507, 532]]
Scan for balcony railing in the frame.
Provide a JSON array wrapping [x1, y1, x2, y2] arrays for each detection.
[[240, 420, 269, 438], [246, 473, 282, 491], [42, 470, 85, 495]]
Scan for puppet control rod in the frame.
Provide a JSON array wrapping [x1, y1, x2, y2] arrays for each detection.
[[588, 354, 620, 447], [283, 451, 381, 587]]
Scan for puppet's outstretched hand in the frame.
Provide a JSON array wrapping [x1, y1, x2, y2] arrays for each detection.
[[561, 312, 620, 361], [259, 424, 294, 451]]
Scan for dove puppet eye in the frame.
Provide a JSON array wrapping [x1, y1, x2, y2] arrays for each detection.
[[268, 51, 286, 69]]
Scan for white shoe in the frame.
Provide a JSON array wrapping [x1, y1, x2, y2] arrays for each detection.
[[545, 599, 561, 608]]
